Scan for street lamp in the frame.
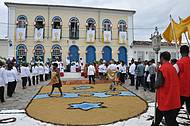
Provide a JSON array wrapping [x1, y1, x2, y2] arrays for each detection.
[[150, 27, 162, 63], [8, 39, 12, 47], [150, 27, 162, 125]]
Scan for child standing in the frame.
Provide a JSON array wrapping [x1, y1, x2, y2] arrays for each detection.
[[49, 63, 62, 97]]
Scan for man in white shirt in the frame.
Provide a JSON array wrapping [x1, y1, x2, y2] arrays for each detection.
[[119, 61, 127, 84], [66, 57, 70, 72], [20, 63, 28, 89], [88, 63, 96, 84], [32, 63, 38, 85], [129, 59, 136, 86], [107, 61, 117, 71], [26, 63, 31, 86], [38, 64, 45, 82], [0, 64, 8, 103], [44, 64, 50, 81], [7, 63, 18, 97], [98, 63, 104, 80]]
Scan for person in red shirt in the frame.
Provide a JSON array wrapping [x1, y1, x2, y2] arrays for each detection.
[[152, 51, 181, 126], [176, 45, 190, 114]]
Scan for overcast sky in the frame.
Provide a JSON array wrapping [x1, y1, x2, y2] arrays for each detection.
[[0, 0, 189, 41]]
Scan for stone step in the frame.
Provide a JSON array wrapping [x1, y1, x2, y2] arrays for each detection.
[[61, 72, 82, 79]]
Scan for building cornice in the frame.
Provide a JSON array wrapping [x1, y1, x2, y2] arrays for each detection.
[[4, 2, 136, 14]]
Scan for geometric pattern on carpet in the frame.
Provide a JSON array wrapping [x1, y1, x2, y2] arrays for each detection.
[[26, 84, 148, 126]]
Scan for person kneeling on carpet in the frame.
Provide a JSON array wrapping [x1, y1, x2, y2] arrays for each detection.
[[49, 63, 62, 97]]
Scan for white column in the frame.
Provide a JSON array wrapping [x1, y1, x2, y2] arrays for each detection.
[[127, 14, 135, 64], [8, 6, 16, 59]]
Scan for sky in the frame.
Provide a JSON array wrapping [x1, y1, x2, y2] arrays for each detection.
[[0, 0, 190, 41]]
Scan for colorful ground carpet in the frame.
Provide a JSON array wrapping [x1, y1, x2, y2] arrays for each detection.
[[26, 84, 148, 126]]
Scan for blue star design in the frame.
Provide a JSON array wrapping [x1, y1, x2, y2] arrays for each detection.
[[69, 102, 104, 111], [93, 92, 111, 98], [73, 86, 93, 90]]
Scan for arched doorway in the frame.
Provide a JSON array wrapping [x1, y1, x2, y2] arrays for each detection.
[[118, 46, 128, 64], [86, 46, 96, 64], [34, 44, 44, 62], [52, 44, 62, 62], [69, 45, 79, 62], [102, 46, 112, 62], [16, 44, 27, 64]]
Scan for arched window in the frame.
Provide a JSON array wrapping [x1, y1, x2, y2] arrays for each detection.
[[102, 19, 112, 42], [16, 44, 27, 64], [16, 15, 27, 41], [86, 18, 96, 30], [52, 16, 62, 41], [102, 19, 112, 31], [69, 17, 79, 39], [118, 20, 127, 43], [86, 18, 96, 42], [52, 16, 62, 29], [34, 44, 44, 62], [52, 44, 62, 62], [118, 20, 127, 32], [34, 16, 45, 41], [17, 15, 27, 28], [35, 16, 45, 29]]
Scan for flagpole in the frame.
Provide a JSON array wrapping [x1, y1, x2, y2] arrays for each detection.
[[178, 16, 190, 46], [170, 15, 179, 59]]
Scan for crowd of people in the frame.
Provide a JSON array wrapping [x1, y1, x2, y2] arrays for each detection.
[[0, 45, 190, 126], [129, 58, 157, 92], [152, 45, 190, 126], [0, 61, 52, 103]]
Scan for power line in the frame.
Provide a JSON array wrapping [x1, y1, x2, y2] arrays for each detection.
[[0, 22, 166, 30]]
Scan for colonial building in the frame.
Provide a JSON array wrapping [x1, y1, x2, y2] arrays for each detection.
[[5, 2, 135, 65]]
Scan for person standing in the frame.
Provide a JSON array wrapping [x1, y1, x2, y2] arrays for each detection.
[[152, 51, 180, 126], [0, 64, 8, 103], [66, 57, 70, 72], [98, 63, 104, 80], [32, 63, 38, 85], [87, 63, 96, 84], [176, 45, 190, 114], [129, 59, 136, 86], [107, 60, 117, 80], [38, 63, 44, 82], [135, 61, 145, 90], [26, 63, 31, 86], [144, 61, 149, 90], [49, 63, 62, 97], [6, 63, 18, 97], [149, 59, 156, 92], [44, 63, 50, 81], [20, 63, 28, 89], [119, 61, 126, 84], [12, 63, 18, 91]]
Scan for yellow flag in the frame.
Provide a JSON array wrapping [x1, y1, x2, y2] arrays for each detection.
[[163, 19, 182, 44], [181, 16, 190, 40], [181, 16, 190, 25], [187, 25, 190, 40], [163, 23, 173, 43], [171, 19, 184, 42]]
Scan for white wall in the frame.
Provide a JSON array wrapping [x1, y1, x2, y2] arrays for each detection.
[[130, 46, 178, 62], [0, 39, 8, 58]]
